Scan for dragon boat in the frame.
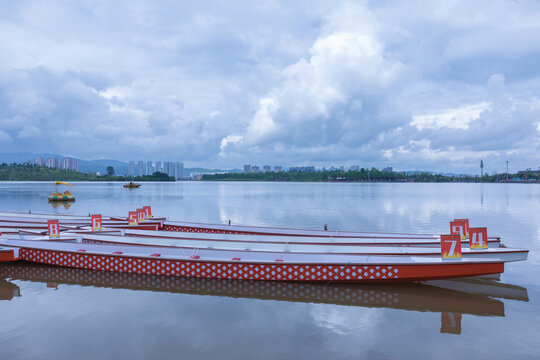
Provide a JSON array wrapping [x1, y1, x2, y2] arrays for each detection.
[[0, 210, 528, 283]]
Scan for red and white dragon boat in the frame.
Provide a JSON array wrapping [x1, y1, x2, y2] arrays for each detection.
[[0, 209, 528, 283]]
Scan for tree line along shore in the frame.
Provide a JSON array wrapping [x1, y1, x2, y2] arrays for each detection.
[[202, 168, 539, 183], [1, 163, 538, 183], [0, 163, 175, 181]]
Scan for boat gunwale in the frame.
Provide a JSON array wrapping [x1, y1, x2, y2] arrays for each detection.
[[76, 236, 529, 257], [1, 237, 526, 263], [7, 244, 509, 267]]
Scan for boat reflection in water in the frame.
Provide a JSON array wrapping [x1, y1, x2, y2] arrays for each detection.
[[0, 278, 20, 301], [0, 263, 528, 335], [48, 200, 73, 210]]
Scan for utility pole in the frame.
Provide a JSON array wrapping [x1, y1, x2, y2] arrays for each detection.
[[506, 161, 509, 181], [480, 160, 484, 178]]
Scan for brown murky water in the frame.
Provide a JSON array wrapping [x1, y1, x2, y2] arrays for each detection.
[[0, 182, 538, 359]]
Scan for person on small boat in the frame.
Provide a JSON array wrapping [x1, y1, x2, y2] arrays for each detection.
[[49, 190, 73, 197]]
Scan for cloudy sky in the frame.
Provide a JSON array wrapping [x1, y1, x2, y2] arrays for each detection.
[[0, 0, 539, 173]]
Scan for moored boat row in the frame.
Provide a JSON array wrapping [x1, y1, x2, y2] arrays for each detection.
[[0, 209, 528, 283], [0, 211, 501, 244]]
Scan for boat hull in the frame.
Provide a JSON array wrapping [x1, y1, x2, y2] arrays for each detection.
[[0, 248, 17, 263], [15, 247, 504, 283], [48, 196, 76, 202]]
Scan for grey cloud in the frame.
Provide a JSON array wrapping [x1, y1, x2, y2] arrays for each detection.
[[0, 0, 539, 172]]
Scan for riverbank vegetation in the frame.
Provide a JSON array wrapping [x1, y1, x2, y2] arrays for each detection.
[[0, 164, 175, 181], [202, 168, 539, 183]]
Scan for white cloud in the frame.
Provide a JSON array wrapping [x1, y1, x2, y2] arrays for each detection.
[[245, 97, 279, 142], [310, 304, 383, 335], [219, 134, 243, 152], [411, 102, 491, 130], [0, 1, 539, 172], [222, 3, 408, 159]]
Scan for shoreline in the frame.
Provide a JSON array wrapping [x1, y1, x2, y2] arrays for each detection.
[[0, 179, 538, 184]]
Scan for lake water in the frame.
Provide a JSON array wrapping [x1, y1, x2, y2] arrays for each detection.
[[0, 182, 539, 359]]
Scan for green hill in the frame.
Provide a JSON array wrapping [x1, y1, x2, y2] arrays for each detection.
[[0, 164, 175, 181]]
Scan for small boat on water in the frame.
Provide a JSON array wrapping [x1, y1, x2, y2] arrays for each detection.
[[48, 181, 76, 202], [123, 182, 141, 188], [48, 191, 76, 202]]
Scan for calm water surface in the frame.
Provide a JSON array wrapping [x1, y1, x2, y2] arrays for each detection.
[[0, 182, 539, 359]]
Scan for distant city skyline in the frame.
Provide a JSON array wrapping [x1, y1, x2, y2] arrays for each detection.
[[1, 1, 539, 173], [33, 156, 78, 172], [128, 160, 184, 179], [14, 152, 536, 177]]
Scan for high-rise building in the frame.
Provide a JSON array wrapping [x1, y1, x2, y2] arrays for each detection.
[[155, 161, 162, 173], [128, 161, 135, 176], [137, 160, 144, 176], [46, 157, 60, 169], [173, 162, 184, 179], [61, 158, 78, 171], [252, 165, 260, 173], [33, 157, 46, 166], [146, 161, 153, 175], [162, 161, 171, 176], [274, 166, 282, 173], [244, 164, 252, 174], [263, 165, 271, 173]]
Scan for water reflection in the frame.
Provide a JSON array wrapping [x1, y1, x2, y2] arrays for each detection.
[[48, 200, 74, 210], [0, 278, 20, 300], [0, 182, 538, 357], [0, 263, 528, 335]]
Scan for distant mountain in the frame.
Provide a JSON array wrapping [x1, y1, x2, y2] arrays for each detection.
[[0, 152, 128, 175], [0, 152, 60, 164], [0, 153, 239, 176], [78, 159, 128, 175], [185, 167, 242, 174]]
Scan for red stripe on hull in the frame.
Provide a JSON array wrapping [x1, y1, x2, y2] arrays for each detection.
[[163, 224, 250, 235], [0, 250, 16, 263], [106, 225, 160, 231], [18, 248, 504, 283]]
